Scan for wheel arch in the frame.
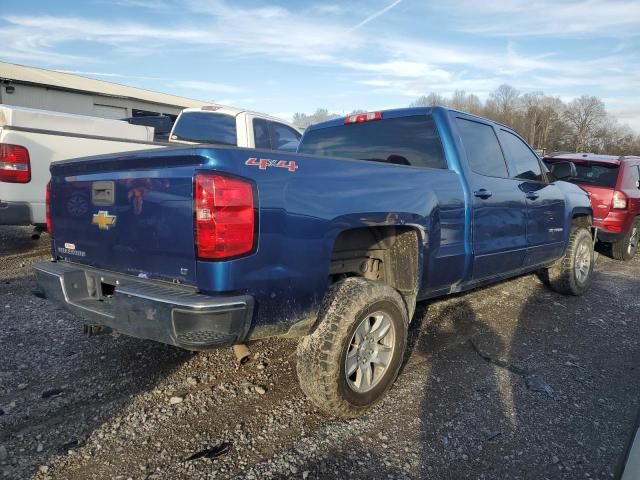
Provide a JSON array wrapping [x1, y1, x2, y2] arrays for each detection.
[[327, 224, 425, 320]]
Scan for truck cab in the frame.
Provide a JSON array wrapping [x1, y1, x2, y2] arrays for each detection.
[[169, 105, 302, 152]]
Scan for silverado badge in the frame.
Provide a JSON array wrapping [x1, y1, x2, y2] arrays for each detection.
[[92, 211, 117, 230]]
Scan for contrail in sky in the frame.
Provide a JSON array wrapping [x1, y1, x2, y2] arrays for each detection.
[[349, 0, 403, 32]]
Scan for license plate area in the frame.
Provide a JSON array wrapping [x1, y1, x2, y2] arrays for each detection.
[[92, 181, 115, 206]]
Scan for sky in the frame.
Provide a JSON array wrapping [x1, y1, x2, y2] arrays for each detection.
[[0, 0, 639, 130]]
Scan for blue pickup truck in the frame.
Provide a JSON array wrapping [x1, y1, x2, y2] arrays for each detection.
[[34, 107, 593, 418]]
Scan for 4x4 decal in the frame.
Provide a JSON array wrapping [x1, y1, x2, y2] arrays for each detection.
[[245, 157, 298, 172]]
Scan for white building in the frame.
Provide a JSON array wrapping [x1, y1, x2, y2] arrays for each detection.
[[0, 61, 205, 121]]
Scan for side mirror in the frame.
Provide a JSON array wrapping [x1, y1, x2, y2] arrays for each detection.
[[550, 161, 577, 180]]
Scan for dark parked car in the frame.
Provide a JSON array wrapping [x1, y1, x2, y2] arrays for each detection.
[[544, 153, 640, 260]]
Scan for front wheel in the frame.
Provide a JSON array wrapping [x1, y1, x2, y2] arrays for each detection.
[[542, 226, 594, 296], [611, 219, 639, 261], [296, 278, 408, 418]]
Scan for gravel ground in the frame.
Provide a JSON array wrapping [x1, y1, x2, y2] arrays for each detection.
[[0, 225, 638, 480]]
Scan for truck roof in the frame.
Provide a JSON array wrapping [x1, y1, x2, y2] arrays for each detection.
[[179, 105, 302, 132], [544, 153, 640, 164], [304, 106, 511, 132]]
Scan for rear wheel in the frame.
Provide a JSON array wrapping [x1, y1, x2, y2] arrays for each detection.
[[296, 278, 408, 418], [611, 219, 639, 261], [542, 226, 594, 296]]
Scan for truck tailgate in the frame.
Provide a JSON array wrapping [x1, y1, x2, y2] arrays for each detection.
[[49, 150, 205, 285]]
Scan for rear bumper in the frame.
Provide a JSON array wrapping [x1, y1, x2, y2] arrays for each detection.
[[33, 261, 253, 351], [0, 200, 32, 225], [594, 211, 635, 242], [596, 230, 624, 243]]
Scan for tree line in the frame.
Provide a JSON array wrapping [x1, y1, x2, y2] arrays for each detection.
[[291, 85, 640, 156]]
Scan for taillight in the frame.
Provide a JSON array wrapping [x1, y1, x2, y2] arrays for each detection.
[[344, 111, 383, 124], [612, 191, 627, 209], [194, 173, 255, 259], [0, 143, 30, 183], [46, 181, 53, 237]]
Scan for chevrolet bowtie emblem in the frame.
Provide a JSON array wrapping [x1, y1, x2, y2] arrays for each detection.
[[92, 210, 117, 230]]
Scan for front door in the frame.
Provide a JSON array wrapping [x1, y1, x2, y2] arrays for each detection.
[[455, 117, 528, 280], [497, 129, 565, 265]]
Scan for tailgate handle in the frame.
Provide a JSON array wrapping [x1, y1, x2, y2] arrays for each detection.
[[92, 181, 115, 206]]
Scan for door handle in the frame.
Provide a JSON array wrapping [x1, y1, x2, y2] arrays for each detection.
[[474, 189, 493, 199], [525, 192, 540, 200]]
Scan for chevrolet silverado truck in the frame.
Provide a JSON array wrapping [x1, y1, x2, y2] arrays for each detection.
[[34, 107, 594, 418]]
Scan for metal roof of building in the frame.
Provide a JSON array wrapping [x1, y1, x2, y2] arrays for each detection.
[[0, 61, 206, 109]]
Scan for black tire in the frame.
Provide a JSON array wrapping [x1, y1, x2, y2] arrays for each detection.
[[611, 219, 639, 261], [296, 277, 408, 418], [542, 226, 594, 296]]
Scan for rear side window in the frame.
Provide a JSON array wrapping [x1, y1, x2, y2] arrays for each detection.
[[544, 161, 620, 188], [299, 115, 447, 169], [456, 118, 508, 177], [271, 122, 301, 152], [171, 112, 237, 145], [622, 164, 640, 189], [498, 130, 544, 182], [253, 118, 271, 149]]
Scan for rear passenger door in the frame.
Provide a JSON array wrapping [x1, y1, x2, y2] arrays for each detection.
[[497, 129, 565, 265], [456, 117, 528, 280]]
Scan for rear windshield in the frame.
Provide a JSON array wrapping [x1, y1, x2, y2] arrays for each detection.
[[171, 112, 237, 145], [545, 160, 619, 188], [298, 115, 447, 169]]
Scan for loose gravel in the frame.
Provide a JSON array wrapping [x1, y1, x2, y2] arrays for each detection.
[[0, 225, 638, 479]]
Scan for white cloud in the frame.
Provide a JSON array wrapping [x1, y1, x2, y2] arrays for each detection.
[[173, 80, 245, 94], [343, 60, 452, 80], [0, 0, 638, 132], [430, 0, 640, 37]]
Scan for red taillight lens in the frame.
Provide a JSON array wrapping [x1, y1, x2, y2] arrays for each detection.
[[46, 180, 53, 237], [194, 173, 255, 260], [612, 191, 627, 209], [344, 111, 383, 124], [0, 143, 31, 183]]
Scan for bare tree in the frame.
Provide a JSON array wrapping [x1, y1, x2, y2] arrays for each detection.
[[563, 96, 606, 151], [487, 84, 521, 125], [410, 93, 447, 108], [292, 109, 341, 128]]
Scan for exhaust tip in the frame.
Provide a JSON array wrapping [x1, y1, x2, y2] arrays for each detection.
[[232, 344, 251, 364]]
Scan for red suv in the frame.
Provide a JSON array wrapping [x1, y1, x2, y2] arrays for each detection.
[[544, 153, 640, 260]]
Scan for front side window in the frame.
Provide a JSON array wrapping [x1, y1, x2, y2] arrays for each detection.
[[456, 118, 508, 177], [299, 115, 447, 169], [498, 130, 544, 182], [171, 112, 237, 145]]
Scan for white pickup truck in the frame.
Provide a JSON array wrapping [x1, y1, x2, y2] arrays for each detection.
[[0, 104, 301, 235], [168, 105, 303, 151], [0, 105, 162, 235]]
